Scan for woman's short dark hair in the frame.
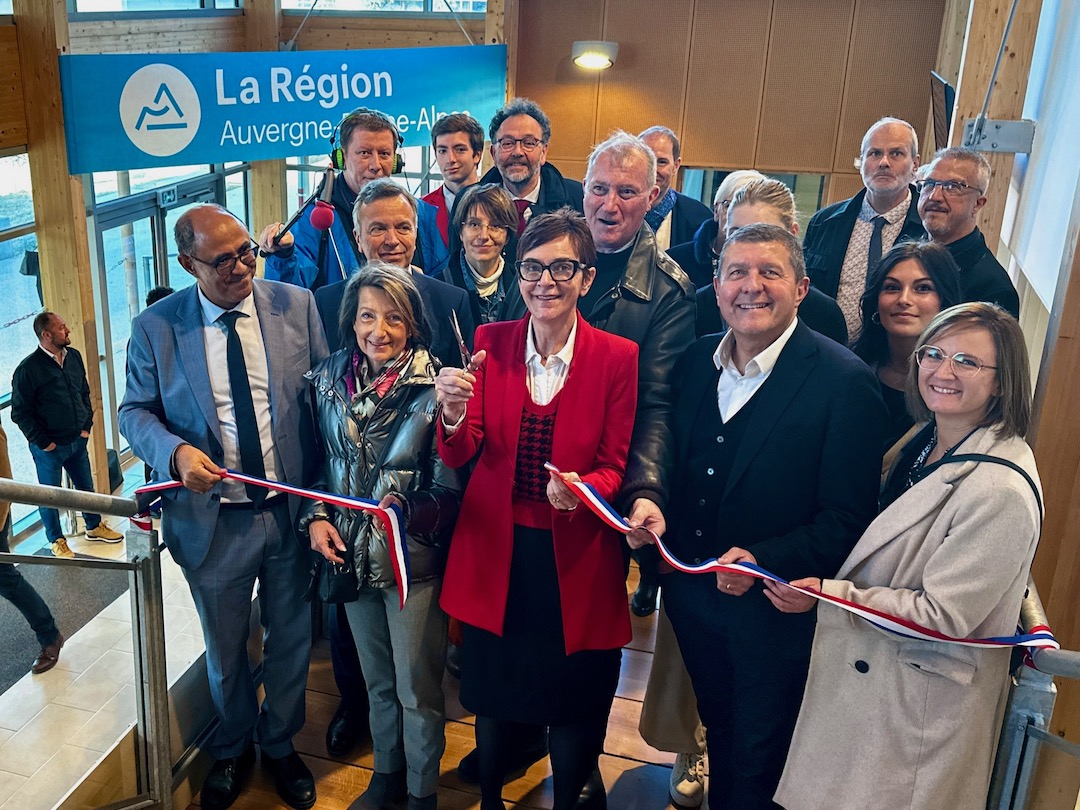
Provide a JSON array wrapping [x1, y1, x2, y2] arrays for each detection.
[[516, 207, 597, 268], [905, 302, 1032, 439], [338, 261, 432, 353], [452, 183, 518, 233], [851, 240, 963, 365]]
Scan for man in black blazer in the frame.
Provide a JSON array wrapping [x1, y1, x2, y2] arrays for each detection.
[[802, 117, 926, 335], [635, 224, 885, 809], [313, 179, 475, 364], [311, 179, 474, 760], [639, 126, 712, 250]]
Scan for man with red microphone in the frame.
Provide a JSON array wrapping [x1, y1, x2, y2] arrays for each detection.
[[258, 108, 448, 290]]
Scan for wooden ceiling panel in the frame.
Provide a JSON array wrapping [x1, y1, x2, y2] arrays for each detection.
[[682, 0, 773, 169], [832, 0, 945, 172], [756, 0, 856, 172]]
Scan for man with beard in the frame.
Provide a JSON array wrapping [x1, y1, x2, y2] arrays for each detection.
[[802, 117, 926, 335], [917, 147, 1019, 317]]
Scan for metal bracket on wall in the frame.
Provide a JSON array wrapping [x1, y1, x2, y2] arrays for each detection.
[[963, 118, 1037, 154]]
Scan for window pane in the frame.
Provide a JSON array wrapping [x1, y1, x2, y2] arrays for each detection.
[[282, 0, 426, 10], [93, 165, 211, 204], [75, 0, 203, 10], [0, 1, 12, 14], [225, 171, 250, 229], [0, 154, 34, 231]]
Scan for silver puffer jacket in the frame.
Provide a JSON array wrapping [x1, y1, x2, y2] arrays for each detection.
[[298, 347, 465, 587]]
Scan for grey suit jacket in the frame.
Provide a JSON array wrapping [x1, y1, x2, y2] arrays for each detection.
[[119, 280, 329, 570]]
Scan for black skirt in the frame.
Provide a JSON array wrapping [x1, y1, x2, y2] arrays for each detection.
[[459, 524, 621, 726]]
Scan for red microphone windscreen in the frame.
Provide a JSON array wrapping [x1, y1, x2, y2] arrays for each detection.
[[310, 200, 335, 232]]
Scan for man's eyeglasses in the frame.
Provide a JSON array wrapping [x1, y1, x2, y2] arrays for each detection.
[[462, 220, 510, 237], [495, 136, 544, 153], [916, 345, 997, 378], [915, 178, 985, 198], [515, 259, 585, 283], [190, 242, 258, 275]]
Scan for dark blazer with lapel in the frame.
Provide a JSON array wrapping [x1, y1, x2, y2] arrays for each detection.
[[119, 280, 329, 570], [667, 192, 713, 248], [668, 323, 885, 642], [802, 186, 926, 299], [314, 269, 476, 367]]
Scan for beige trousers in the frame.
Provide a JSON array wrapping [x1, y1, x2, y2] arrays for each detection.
[[638, 598, 706, 754]]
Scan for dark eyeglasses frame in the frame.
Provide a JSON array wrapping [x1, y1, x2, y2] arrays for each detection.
[[515, 259, 586, 283], [915, 178, 986, 198], [189, 241, 259, 275], [495, 136, 544, 153]]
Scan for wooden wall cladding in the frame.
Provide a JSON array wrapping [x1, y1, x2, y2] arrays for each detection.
[[832, 0, 944, 171], [824, 172, 864, 205], [514, 0, 603, 166], [0, 25, 26, 151], [682, 0, 772, 169], [284, 15, 484, 50], [594, 0, 693, 142], [755, 0, 855, 172], [69, 15, 245, 53]]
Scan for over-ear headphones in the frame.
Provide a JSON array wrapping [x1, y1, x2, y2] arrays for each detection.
[[330, 107, 406, 174]]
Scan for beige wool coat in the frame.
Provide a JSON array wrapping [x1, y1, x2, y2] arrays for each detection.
[[774, 426, 1042, 810]]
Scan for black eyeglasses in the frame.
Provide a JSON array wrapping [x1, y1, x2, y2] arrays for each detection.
[[190, 242, 258, 275], [915, 178, 985, 198], [515, 259, 585, 283], [916, 345, 997, 378], [495, 136, 544, 153]]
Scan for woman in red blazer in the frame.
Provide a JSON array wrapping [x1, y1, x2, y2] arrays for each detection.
[[435, 208, 638, 810]]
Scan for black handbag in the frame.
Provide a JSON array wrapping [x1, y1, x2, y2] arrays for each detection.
[[305, 547, 359, 604]]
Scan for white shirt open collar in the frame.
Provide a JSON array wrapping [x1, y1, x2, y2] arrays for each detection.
[[713, 316, 799, 422]]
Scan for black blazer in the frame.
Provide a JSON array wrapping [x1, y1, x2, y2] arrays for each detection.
[[314, 270, 476, 368], [694, 284, 848, 345], [666, 192, 713, 248], [802, 187, 926, 299], [668, 323, 885, 586]]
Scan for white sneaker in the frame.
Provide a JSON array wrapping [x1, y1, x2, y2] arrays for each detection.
[[669, 751, 705, 808]]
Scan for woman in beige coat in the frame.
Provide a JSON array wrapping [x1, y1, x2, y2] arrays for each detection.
[[766, 303, 1042, 810]]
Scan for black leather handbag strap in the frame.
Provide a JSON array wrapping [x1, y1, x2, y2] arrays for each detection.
[[920, 452, 1043, 519]]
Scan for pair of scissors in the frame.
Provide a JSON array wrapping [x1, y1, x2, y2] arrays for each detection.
[[449, 311, 477, 372]]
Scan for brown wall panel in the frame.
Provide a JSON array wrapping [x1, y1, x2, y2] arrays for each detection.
[[69, 16, 245, 53], [0, 26, 26, 151], [824, 172, 864, 205], [755, 0, 855, 172], [287, 16, 484, 50], [682, 0, 772, 169], [832, 0, 943, 171], [553, 159, 588, 183], [594, 0, 693, 142], [514, 0, 603, 165]]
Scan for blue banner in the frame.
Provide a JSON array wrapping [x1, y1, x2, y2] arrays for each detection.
[[59, 45, 507, 174]]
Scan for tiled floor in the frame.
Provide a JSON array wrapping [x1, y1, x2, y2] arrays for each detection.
[[0, 507, 204, 810]]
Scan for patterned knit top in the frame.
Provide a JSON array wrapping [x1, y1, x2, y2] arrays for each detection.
[[512, 391, 562, 528]]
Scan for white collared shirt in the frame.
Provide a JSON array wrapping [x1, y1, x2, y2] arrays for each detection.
[[197, 288, 280, 503], [654, 210, 674, 251], [442, 184, 457, 215], [525, 316, 577, 406], [511, 176, 542, 226], [38, 345, 66, 367], [713, 317, 799, 422]]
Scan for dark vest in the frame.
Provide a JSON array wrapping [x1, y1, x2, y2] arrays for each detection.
[[669, 385, 761, 563]]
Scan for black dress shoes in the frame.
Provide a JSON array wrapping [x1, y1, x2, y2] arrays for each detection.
[[327, 699, 367, 757], [349, 769, 407, 809], [630, 580, 660, 617], [575, 768, 608, 809], [456, 733, 549, 785], [262, 750, 317, 810], [200, 743, 255, 810]]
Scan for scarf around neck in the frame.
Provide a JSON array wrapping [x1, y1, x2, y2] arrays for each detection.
[[645, 188, 678, 231]]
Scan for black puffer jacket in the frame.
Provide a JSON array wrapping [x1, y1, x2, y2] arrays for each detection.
[[298, 347, 465, 588]]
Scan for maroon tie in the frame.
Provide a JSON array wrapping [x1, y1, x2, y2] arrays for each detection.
[[514, 199, 531, 235]]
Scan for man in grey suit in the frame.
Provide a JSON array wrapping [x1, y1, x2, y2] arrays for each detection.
[[120, 204, 328, 810]]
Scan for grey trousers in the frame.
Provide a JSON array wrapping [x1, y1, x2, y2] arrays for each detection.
[[346, 578, 447, 798], [183, 500, 311, 760]]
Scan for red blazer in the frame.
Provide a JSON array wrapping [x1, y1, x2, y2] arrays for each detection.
[[421, 186, 451, 247], [438, 314, 638, 654]]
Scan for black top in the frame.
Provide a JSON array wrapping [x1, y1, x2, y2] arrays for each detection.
[[944, 228, 1020, 317], [580, 246, 631, 317], [878, 380, 913, 451], [11, 347, 93, 447]]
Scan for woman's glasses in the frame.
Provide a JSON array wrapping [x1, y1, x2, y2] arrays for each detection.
[[916, 345, 997, 377]]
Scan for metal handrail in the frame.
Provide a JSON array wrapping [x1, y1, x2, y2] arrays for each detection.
[[1020, 583, 1080, 680], [0, 477, 172, 810]]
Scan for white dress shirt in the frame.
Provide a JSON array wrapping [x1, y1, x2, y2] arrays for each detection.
[[525, 316, 577, 406], [713, 317, 799, 422], [197, 288, 280, 503]]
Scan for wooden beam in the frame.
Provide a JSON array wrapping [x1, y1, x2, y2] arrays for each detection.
[[923, 0, 970, 154], [485, 0, 515, 100], [1027, 173, 1080, 810], [13, 0, 109, 493], [245, 0, 287, 257], [0, 26, 27, 151], [948, 0, 1041, 253]]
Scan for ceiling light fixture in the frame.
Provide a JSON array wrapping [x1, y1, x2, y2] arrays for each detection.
[[572, 41, 619, 70]]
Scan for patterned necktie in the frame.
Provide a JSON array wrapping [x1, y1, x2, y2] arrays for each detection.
[[514, 199, 531, 235], [217, 311, 266, 506], [868, 215, 887, 275]]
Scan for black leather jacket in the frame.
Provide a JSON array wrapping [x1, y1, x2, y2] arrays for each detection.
[[507, 224, 696, 507], [298, 347, 465, 587]]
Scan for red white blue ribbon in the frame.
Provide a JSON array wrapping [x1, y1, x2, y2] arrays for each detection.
[[545, 463, 1059, 652], [134, 470, 411, 608]]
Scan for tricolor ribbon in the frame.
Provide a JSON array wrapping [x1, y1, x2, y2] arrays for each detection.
[[134, 470, 411, 608], [545, 463, 1059, 653]]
